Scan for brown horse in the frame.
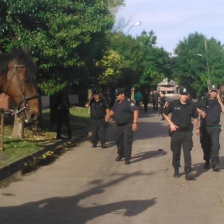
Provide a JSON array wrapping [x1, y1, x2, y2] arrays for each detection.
[[0, 50, 40, 123], [219, 84, 224, 103]]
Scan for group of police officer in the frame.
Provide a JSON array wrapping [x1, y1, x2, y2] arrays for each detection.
[[86, 85, 224, 178], [163, 85, 224, 180], [85, 88, 139, 165]]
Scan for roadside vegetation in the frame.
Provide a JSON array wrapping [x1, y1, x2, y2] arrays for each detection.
[[0, 107, 89, 169]]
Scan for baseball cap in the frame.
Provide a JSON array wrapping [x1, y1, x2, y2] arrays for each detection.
[[115, 88, 125, 96], [179, 87, 189, 95], [209, 85, 218, 92]]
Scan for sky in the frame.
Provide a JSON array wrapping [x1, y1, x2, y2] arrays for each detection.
[[115, 0, 224, 53]]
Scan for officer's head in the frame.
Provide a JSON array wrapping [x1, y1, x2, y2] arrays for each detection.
[[92, 88, 101, 100], [209, 84, 218, 99], [115, 88, 125, 101], [179, 87, 189, 103]]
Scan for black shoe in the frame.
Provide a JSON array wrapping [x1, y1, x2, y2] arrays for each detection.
[[124, 158, 131, 165], [204, 160, 210, 169], [92, 144, 97, 148], [115, 155, 123, 161], [101, 144, 107, 148], [213, 164, 220, 172], [185, 169, 194, 180], [173, 169, 180, 178]]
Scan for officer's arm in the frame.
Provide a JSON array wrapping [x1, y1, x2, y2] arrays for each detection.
[[85, 95, 93, 108], [132, 110, 139, 132], [193, 118, 200, 135], [162, 113, 179, 132]]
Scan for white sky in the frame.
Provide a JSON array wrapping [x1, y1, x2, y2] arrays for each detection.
[[115, 0, 224, 53]]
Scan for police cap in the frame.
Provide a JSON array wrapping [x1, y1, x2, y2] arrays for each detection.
[[92, 88, 100, 95], [209, 84, 218, 92], [179, 87, 189, 95], [115, 88, 125, 96]]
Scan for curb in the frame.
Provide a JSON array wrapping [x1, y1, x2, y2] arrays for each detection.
[[0, 138, 69, 182]]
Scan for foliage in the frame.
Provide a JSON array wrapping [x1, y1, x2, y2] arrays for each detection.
[[96, 49, 122, 85], [0, 0, 124, 95], [173, 32, 224, 97]]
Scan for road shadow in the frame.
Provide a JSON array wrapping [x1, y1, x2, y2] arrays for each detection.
[[131, 149, 167, 164], [0, 172, 157, 224]]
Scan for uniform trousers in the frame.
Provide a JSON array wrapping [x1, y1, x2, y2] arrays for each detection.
[[115, 123, 133, 159], [200, 125, 221, 164], [57, 109, 71, 138], [91, 118, 106, 145], [170, 129, 193, 171]]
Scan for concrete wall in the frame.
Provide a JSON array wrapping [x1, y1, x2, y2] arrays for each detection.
[[41, 95, 79, 108]]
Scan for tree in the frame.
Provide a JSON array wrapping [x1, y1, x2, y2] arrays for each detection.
[[173, 32, 224, 97], [0, 0, 124, 95]]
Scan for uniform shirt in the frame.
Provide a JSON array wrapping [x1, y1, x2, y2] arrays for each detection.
[[90, 99, 108, 119], [112, 98, 138, 125], [197, 98, 222, 124], [164, 99, 198, 128]]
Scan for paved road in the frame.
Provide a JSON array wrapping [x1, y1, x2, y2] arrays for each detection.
[[0, 106, 224, 224]]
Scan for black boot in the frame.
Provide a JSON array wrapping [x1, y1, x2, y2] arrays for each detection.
[[204, 160, 210, 169], [173, 168, 180, 177], [185, 169, 194, 180]]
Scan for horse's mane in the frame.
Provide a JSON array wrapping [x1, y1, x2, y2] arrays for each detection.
[[0, 49, 37, 78]]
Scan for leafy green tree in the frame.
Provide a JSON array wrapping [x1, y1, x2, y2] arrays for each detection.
[[0, 0, 124, 95], [173, 32, 224, 97]]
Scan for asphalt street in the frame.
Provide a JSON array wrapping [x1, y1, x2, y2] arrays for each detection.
[[0, 106, 224, 224]]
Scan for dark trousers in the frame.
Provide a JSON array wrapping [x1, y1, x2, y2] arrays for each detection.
[[153, 100, 158, 111], [170, 130, 193, 171], [200, 125, 221, 164], [91, 118, 106, 145], [115, 123, 133, 159], [57, 111, 71, 138]]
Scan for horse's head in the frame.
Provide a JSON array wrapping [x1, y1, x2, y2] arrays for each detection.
[[0, 50, 40, 123], [219, 85, 224, 103]]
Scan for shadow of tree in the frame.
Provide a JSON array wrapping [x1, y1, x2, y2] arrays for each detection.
[[0, 172, 157, 224]]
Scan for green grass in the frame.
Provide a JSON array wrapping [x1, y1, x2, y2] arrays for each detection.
[[0, 106, 90, 169]]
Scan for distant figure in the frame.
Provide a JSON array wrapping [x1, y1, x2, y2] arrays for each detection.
[[134, 90, 143, 107], [85, 89, 109, 148], [143, 90, 149, 112], [152, 90, 159, 112], [55, 91, 71, 139], [159, 91, 167, 120]]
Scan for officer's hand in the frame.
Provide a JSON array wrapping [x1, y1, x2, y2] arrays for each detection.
[[170, 123, 178, 132], [196, 128, 200, 136], [132, 123, 138, 132]]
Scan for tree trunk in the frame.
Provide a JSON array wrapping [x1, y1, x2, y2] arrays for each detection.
[[12, 113, 24, 138]]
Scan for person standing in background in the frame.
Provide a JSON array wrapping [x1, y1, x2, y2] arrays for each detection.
[[85, 89, 109, 148]]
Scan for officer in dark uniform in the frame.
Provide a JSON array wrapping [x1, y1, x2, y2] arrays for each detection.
[[85, 89, 109, 148], [197, 85, 224, 171], [163, 87, 200, 180], [109, 88, 139, 165], [55, 91, 72, 139]]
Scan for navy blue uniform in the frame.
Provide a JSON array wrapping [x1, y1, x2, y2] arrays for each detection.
[[111, 98, 138, 160], [164, 100, 198, 171], [90, 99, 108, 147], [197, 98, 222, 166]]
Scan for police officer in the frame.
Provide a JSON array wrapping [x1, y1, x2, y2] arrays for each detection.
[[163, 87, 200, 180], [85, 89, 109, 148], [197, 85, 224, 171], [55, 91, 72, 139], [109, 88, 139, 165]]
